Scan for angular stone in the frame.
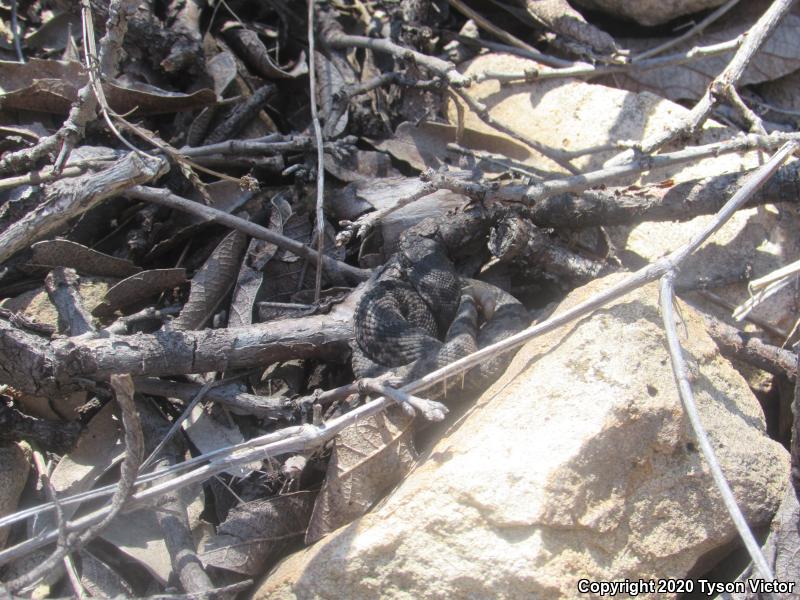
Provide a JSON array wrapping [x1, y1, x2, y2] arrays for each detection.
[[254, 274, 789, 599]]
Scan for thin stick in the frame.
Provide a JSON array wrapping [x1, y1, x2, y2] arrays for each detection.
[[446, 0, 573, 68], [635, 0, 796, 157], [320, 15, 469, 87], [138, 379, 218, 472], [4, 374, 144, 592], [660, 274, 774, 580], [360, 379, 448, 422], [77, 0, 146, 165], [701, 312, 797, 380], [475, 37, 740, 84], [126, 185, 370, 283], [0, 0, 125, 175], [308, 0, 326, 303], [631, 0, 742, 61], [0, 165, 92, 192], [424, 131, 799, 204], [11, 0, 24, 63]]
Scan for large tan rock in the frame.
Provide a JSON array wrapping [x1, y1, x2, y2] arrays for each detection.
[[254, 274, 789, 599], [606, 201, 800, 333], [448, 53, 766, 178]]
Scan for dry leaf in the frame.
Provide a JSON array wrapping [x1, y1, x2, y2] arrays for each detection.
[[611, 3, 800, 101], [105, 78, 217, 115], [0, 58, 84, 113], [330, 176, 430, 222], [206, 51, 238, 98], [0, 58, 216, 115], [259, 209, 345, 303], [182, 403, 252, 478], [572, 0, 729, 26], [323, 149, 397, 182], [26, 12, 81, 53], [200, 491, 315, 576], [173, 229, 247, 330], [32, 402, 124, 536], [222, 23, 308, 80], [370, 121, 534, 174], [306, 406, 417, 543], [92, 268, 187, 317], [755, 69, 800, 114], [31, 239, 141, 277], [229, 194, 292, 327], [316, 50, 354, 138]]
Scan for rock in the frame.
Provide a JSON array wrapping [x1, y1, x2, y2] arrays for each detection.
[[449, 53, 800, 337], [606, 202, 800, 334], [254, 274, 789, 600], [448, 53, 766, 178], [0, 443, 30, 548], [571, 0, 728, 26]]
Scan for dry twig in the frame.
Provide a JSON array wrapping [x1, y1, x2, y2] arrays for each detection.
[[662, 275, 774, 581], [631, 0, 742, 61], [0, 153, 167, 264], [125, 185, 369, 283], [611, 0, 797, 160], [308, 0, 326, 303], [4, 374, 143, 593], [0, 0, 137, 175]]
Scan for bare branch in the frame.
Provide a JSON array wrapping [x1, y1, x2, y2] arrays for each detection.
[[4, 374, 143, 593], [0, 0, 138, 175], [0, 165, 93, 192], [0, 402, 81, 453], [660, 274, 774, 580], [473, 38, 740, 84], [152, 448, 214, 596], [0, 307, 354, 398], [0, 153, 167, 264], [423, 132, 800, 205], [44, 268, 95, 337], [631, 0, 742, 61], [701, 312, 797, 380], [133, 377, 292, 420], [633, 0, 796, 157], [308, 0, 326, 303], [125, 185, 369, 283], [319, 10, 470, 87]]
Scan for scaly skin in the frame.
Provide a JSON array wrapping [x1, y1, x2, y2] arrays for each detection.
[[352, 207, 530, 391]]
